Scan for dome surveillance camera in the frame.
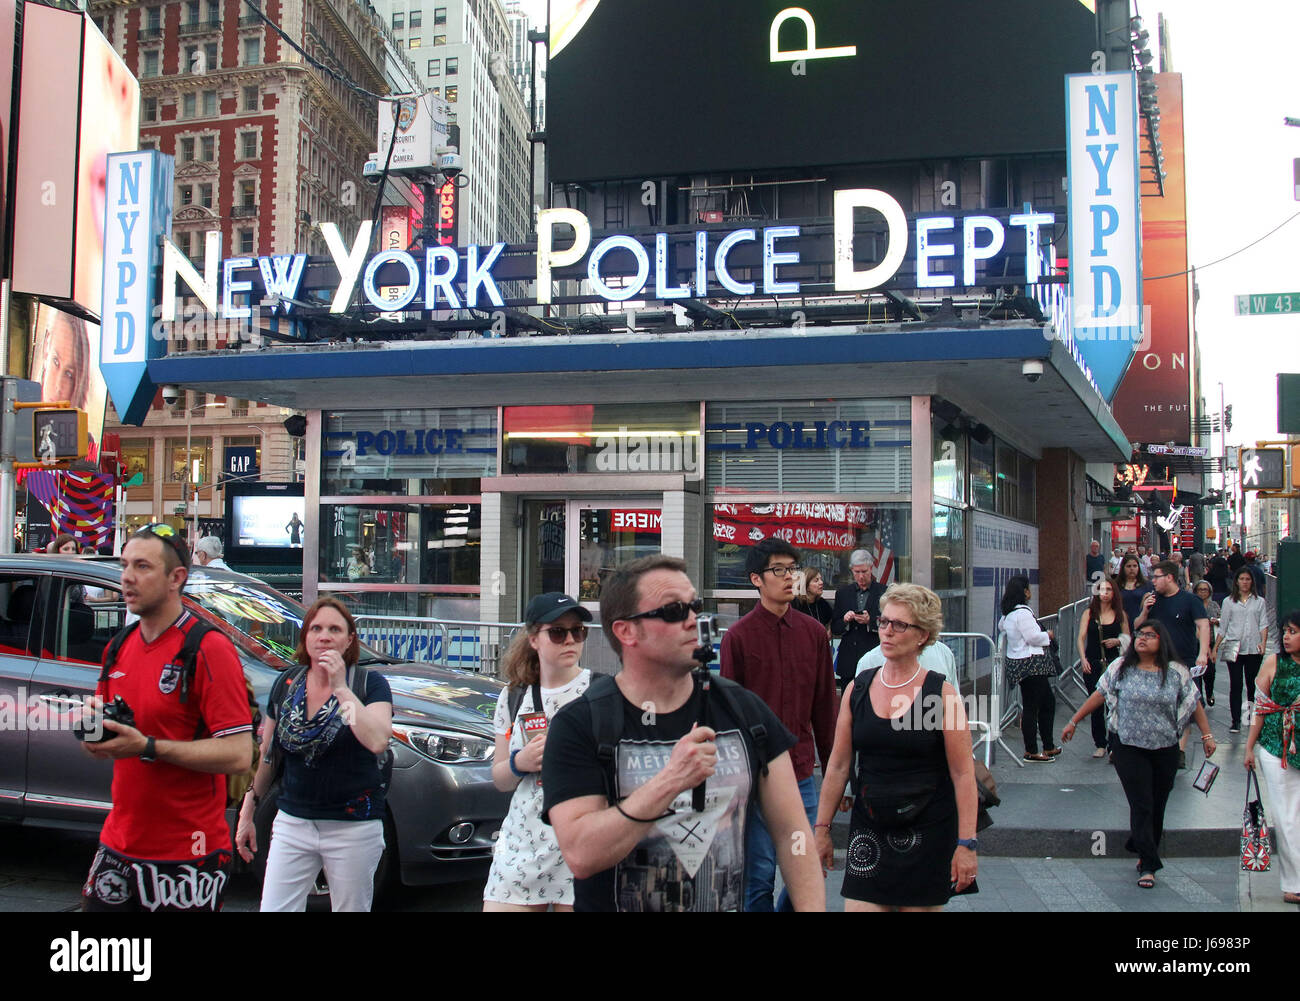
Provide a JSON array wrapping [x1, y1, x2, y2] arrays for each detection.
[[437, 150, 463, 180], [162, 385, 182, 406], [1022, 359, 1044, 383]]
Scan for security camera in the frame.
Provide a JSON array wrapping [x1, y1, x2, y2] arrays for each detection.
[[437, 149, 463, 180], [1021, 359, 1044, 383], [162, 385, 182, 406]]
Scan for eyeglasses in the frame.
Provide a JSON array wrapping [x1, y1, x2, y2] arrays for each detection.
[[759, 564, 802, 578], [621, 598, 704, 624], [877, 616, 921, 635], [543, 624, 588, 644], [1136, 630, 1160, 640]]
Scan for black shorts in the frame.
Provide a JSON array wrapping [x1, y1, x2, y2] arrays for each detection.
[[82, 843, 232, 912]]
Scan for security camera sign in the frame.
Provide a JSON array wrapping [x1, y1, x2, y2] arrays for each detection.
[[376, 92, 450, 171]]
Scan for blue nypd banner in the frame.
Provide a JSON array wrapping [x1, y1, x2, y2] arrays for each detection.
[[100, 150, 174, 425]]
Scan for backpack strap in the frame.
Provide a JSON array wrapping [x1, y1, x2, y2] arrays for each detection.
[[98, 620, 141, 686], [708, 674, 770, 780], [585, 673, 624, 804], [263, 664, 309, 783], [506, 679, 544, 728], [176, 619, 216, 705]]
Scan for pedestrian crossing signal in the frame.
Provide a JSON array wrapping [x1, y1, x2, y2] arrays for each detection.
[[30, 409, 88, 463]]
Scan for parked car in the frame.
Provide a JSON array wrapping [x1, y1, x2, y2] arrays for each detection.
[[0, 555, 510, 899]]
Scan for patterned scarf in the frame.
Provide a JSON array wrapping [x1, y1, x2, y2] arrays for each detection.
[[1255, 692, 1300, 768], [275, 670, 347, 767]]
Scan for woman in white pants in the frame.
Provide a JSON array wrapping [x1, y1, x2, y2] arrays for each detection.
[[235, 598, 393, 911], [1245, 610, 1300, 904]]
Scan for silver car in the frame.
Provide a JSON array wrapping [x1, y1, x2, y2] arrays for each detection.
[[0, 555, 510, 898]]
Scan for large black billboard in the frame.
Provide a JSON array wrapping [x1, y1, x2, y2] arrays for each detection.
[[548, 0, 1098, 182]]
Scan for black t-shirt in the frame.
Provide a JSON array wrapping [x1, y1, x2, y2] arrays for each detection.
[[1144, 589, 1207, 665], [541, 679, 795, 912], [274, 670, 393, 822]]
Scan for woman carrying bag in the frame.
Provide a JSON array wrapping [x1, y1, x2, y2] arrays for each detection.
[[1000, 576, 1059, 763], [1220, 569, 1269, 734]]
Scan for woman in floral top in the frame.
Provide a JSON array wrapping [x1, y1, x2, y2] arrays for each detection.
[[1062, 619, 1215, 889], [1244, 610, 1300, 904]]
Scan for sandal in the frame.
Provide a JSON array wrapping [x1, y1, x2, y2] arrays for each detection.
[[1284, 893, 1300, 905], [1092, 747, 1107, 758], [1023, 752, 1053, 762], [1138, 873, 1155, 889]]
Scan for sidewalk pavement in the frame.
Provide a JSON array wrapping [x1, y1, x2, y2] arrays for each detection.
[[819, 683, 1298, 910]]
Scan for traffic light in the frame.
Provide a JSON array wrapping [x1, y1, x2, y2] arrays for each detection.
[[30, 409, 88, 463]]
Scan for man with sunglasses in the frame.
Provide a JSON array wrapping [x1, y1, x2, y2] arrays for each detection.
[[720, 538, 836, 912], [79, 525, 253, 911], [542, 555, 825, 911]]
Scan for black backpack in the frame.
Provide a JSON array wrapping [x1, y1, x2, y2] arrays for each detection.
[[264, 662, 394, 792], [506, 681, 543, 731], [580, 672, 771, 804]]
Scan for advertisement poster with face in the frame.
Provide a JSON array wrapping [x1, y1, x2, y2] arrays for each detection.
[[29, 303, 108, 460]]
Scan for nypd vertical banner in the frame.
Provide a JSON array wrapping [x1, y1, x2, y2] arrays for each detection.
[[1065, 71, 1142, 403], [100, 150, 175, 426]]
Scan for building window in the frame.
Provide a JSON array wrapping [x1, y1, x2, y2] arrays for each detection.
[[240, 130, 258, 159], [392, 12, 404, 29], [433, 7, 446, 25], [121, 439, 152, 483], [199, 183, 213, 208], [184, 44, 199, 71], [142, 50, 160, 77], [445, 85, 457, 103], [410, 9, 422, 27], [408, 37, 421, 49], [187, 0, 200, 22], [238, 228, 254, 254], [202, 89, 217, 115], [243, 36, 260, 66], [146, 6, 161, 30], [181, 92, 196, 117], [143, 96, 158, 122], [179, 184, 194, 205], [243, 84, 259, 111], [179, 136, 195, 161], [445, 56, 457, 74], [427, 58, 440, 76], [205, 41, 218, 69], [430, 86, 439, 97], [201, 135, 215, 161], [206, 0, 220, 21], [167, 438, 211, 486], [239, 179, 255, 206], [432, 34, 445, 45]]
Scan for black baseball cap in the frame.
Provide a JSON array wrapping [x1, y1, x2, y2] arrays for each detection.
[[525, 592, 592, 626]]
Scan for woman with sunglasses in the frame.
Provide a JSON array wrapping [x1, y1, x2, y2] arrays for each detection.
[[484, 592, 593, 911], [815, 584, 979, 910], [1244, 611, 1300, 904], [1219, 569, 1269, 734], [1075, 577, 1130, 758], [1062, 619, 1214, 889]]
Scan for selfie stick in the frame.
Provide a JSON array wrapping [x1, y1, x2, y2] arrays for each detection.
[[692, 640, 715, 813]]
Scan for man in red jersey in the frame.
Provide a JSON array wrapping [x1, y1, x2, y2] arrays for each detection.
[[80, 524, 252, 912]]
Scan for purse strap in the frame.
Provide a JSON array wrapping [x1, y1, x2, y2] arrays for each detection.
[[1245, 767, 1261, 807]]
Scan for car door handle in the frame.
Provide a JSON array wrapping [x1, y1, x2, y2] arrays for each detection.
[[39, 691, 85, 708]]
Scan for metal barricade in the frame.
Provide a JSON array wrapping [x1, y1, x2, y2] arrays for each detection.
[[354, 616, 627, 678], [1051, 596, 1092, 709], [939, 631, 998, 768]]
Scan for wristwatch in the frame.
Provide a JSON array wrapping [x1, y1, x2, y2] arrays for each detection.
[[957, 837, 979, 852], [139, 736, 157, 763]]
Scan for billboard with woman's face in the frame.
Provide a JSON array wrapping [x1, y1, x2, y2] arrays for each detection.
[[28, 303, 108, 457]]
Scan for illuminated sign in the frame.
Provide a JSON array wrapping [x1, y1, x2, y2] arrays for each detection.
[[158, 188, 1058, 320], [100, 149, 173, 426], [1066, 71, 1143, 402], [610, 510, 662, 533]]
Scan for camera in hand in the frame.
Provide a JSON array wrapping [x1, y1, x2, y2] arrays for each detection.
[[76, 695, 136, 742]]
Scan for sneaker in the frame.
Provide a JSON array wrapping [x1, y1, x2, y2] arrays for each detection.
[[1207, 697, 1215, 707], [1092, 747, 1107, 758], [1229, 724, 1241, 734], [1023, 752, 1054, 763], [1044, 747, 1062, 757]]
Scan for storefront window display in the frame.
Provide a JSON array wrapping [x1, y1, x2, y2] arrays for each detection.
[[320, 408, 495, 619], [120, 438, 151, 483], [166, 437, 211, 485]]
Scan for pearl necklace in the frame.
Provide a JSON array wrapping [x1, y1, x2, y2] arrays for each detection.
[[878, 664, 923, 689]]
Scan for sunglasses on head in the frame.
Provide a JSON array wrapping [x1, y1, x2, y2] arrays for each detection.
[[622, 598, 704, 624], [136, 523, 189, 562], [541, 624, 588, 644]]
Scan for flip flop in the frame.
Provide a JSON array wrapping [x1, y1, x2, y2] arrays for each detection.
[[1138, 873, 1155, 889]]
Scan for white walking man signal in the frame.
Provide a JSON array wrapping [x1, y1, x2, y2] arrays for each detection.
[[1242, 451, 1264, 488]]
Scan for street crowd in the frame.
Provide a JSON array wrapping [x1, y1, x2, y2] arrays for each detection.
[[72, 526, 1300, 912]]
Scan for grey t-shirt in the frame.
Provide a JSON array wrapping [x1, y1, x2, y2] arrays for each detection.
[[1096, 661, 1199, 750]]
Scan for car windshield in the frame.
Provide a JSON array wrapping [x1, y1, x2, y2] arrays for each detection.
[[182, 577, 390, 670]]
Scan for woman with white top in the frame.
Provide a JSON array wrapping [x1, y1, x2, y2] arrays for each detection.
[[483, 592, 592, 911], [1219, 569, 1269, 734], [1000, 575, 1059, 762]]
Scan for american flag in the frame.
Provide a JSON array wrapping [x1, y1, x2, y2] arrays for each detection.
[[872, 516, 895, 585]]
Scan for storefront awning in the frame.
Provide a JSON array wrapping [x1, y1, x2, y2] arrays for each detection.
[[148, 322, 1131, 461]]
